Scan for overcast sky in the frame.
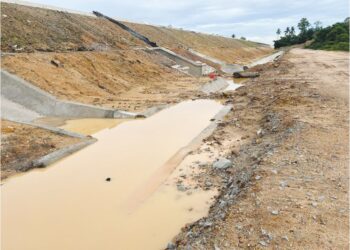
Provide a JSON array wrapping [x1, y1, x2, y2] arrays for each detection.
[[28, 0, 348, 44]]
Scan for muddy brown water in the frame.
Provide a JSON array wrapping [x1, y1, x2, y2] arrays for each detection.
[[1, 100, 223, 250], [60, 118, 131, 135]]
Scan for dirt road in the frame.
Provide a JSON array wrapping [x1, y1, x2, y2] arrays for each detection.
[[173, 48, 349, 249]]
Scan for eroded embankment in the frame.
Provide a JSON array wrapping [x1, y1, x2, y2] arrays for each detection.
[[1, 50, 208, 112], [172, 49, 349, 249]]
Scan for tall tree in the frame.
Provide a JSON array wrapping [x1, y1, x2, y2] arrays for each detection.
[[298, 18, 311, 33], [290, 26, 296, 36], [285, 27, 291, 36], [231, 34, 236, 38], [276, 28, 281, 36], [314, 21, 322, 31]]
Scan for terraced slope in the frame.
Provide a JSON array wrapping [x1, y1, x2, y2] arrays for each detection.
[[124, 22, 273, 64]]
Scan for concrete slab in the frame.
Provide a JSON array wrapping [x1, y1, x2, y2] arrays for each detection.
[[201, 77, 229, 94], [1, 96, 42, 122]]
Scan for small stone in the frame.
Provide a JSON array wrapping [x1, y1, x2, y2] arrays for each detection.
[[279, 180, 288, 188], [105, 177, 111, 182], [205, 181, 213, 187], [271, 210, 279, 215], [282, 235, 289, 241], [261, 228, 273, 240], [255, 175, 262, 180], [203, 221, 213, 228], [177, 184, 187, 192], [213, 158, 233, 169], [311, 202, 318, 207], [51, 59, 63, 67], [257, 129, 264, 137], [271, 169, 278, 174], [259, 240, 268, 247], [166, 242, 176, 250]]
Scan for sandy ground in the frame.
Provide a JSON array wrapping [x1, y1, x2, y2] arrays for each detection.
[[172, 48, 349, 249], [1, 120, 83, 180]]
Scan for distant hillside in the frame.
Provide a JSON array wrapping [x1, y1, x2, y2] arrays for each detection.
[[307, 21, 349, 51], [123, 22, 272, 64]]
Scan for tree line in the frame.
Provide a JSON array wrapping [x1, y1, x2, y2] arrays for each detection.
[[274, 18, 349, 51]]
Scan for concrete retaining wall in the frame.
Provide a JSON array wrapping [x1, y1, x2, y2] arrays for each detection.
[[188, 48, 244, 74], [201, 77, 229, 94], [1, 70, 136, 119], [149, 47, 208, 77]]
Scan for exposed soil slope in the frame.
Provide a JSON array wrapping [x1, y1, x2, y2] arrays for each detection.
[[1, 2, 145, 52], [124, 21, 273, 64], [2, 50, 207, 112], [1, 120, 83, 180], [172, 49, 349, 249]]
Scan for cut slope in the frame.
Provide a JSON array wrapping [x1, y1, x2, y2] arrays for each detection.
[[1, 2, 145, 52], [124, 22, 273, 64], [2, 50, 207, 112]]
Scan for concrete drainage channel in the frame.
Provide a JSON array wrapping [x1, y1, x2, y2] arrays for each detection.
[[2, 99, 233, 250], [1, 51, 237, 250], [1, 70, 137, 122]]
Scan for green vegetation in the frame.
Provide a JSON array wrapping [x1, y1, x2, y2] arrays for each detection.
[[307, 21, 349, 51], [274, 18, 349, 51]]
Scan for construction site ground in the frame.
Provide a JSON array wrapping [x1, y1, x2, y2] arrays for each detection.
[[172, 48, 349, 249], [1, 2, 348, 249]]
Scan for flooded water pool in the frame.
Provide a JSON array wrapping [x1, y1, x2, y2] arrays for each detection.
[[60, 118, 130, 135], [1, 100, 223, 250]]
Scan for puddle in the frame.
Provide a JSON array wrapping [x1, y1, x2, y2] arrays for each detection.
[[60, 118, 130, 135], [1, 100, 223, 250]]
